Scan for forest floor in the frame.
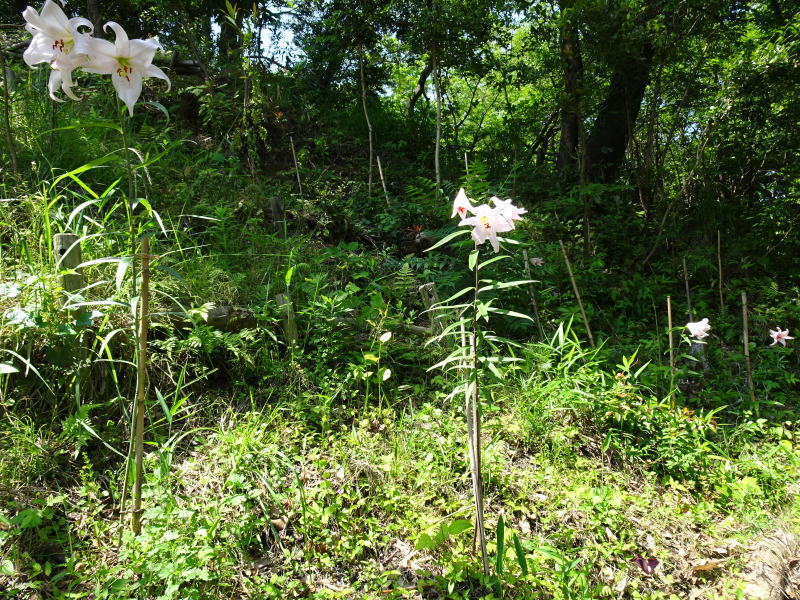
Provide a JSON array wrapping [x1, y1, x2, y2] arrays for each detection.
[[3, 361, 800, 599]]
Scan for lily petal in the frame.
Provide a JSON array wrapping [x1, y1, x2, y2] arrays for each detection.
[[112, 70, 143, 116], [142, 63, 170, 92], [47, 68, 66, 102], [103, 22, 130, 57], [23, 34, 53, 66]]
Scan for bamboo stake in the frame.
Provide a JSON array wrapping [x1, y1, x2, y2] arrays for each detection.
[[559, 240, 595, 347], [359, 51, 374, 197], [464, 151, 469, 176], [717, 230, 724, 313], [0, 50, 18, 174], [469, 261, 489, 576], [667, 295, 675, 377], [131, 237, 150, 535], [523, 249, 545, 339], [289, 135, 302, 196], [741, 291, 757, 411], [376, 156, 390, 208]]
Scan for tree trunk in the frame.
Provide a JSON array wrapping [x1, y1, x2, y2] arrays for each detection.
[[557, 0, 583, 171], [406, 60, 433, 117], [86, 0, 100, 35], [583, 40, 655, 184]]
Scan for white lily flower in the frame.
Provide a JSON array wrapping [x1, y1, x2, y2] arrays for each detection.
[[530, 256, 544, 266], [686, 318, 711, 340], [22, 0, 94, 101], [83, 22, 170, 116], [451, 188, 474, 219], [491, 196, 527, 228], [459, 204, 514, 253], [769, 327, 793, 347]]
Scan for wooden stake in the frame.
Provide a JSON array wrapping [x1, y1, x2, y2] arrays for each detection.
[[0, 50, 17, 174], [53, 234, 84, 306], [464, 151, 469, 176], [559, 240, 595, 347], [741, 291, 757, 410], [469, 262, 489, 576], [522, 249, 545, 339], [376, 155, 390, 208], [289, 135, 302, 196], [276, 293, 298, 348], [717, 230, 724, 313], [131, 237, 150, 535]]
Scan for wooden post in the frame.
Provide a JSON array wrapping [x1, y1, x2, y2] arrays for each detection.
[[276, 293, 298, 348], [0, 50, 17, 174], [289, 135, 302, 196], [418, 282, 442, 334], [742, 291, 757, 411], [682, 257, 693, 321], [131, 237, 151, 535], [376, 156, 390, 208], [54, 234, 83, 302], [717, 230, 724, 313], [522, 250, 545, 339], [269, 196, 285, 238], [559, 240, 595, 348]]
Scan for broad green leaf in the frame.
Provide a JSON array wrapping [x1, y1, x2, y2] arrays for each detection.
[[468, 249, 479, 270]]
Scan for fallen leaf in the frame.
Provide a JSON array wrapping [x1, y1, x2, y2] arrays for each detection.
[[691, 559, 727, 572]]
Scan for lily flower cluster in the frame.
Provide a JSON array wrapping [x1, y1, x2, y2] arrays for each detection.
[[452, 188, 527, 253], [22, 0, 170, 115]]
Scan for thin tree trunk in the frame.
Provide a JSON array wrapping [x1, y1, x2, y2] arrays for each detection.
[[360, 51, 374, 197], [742, 291, 757, 411], [433, 45, 442, 193], [0, 51, 17, 174]]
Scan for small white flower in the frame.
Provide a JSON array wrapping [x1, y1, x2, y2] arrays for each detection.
[[451, 188, 474, 219], [769, 328, 793, 347], [686, 318, 711, 340], [379, 331, 392, 343], [530, 257, 544, 267], [491, 196, 527, 228], [458, 204, 514, 253], [22, 0, 94, 101], [83, 22, 170, 116]]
